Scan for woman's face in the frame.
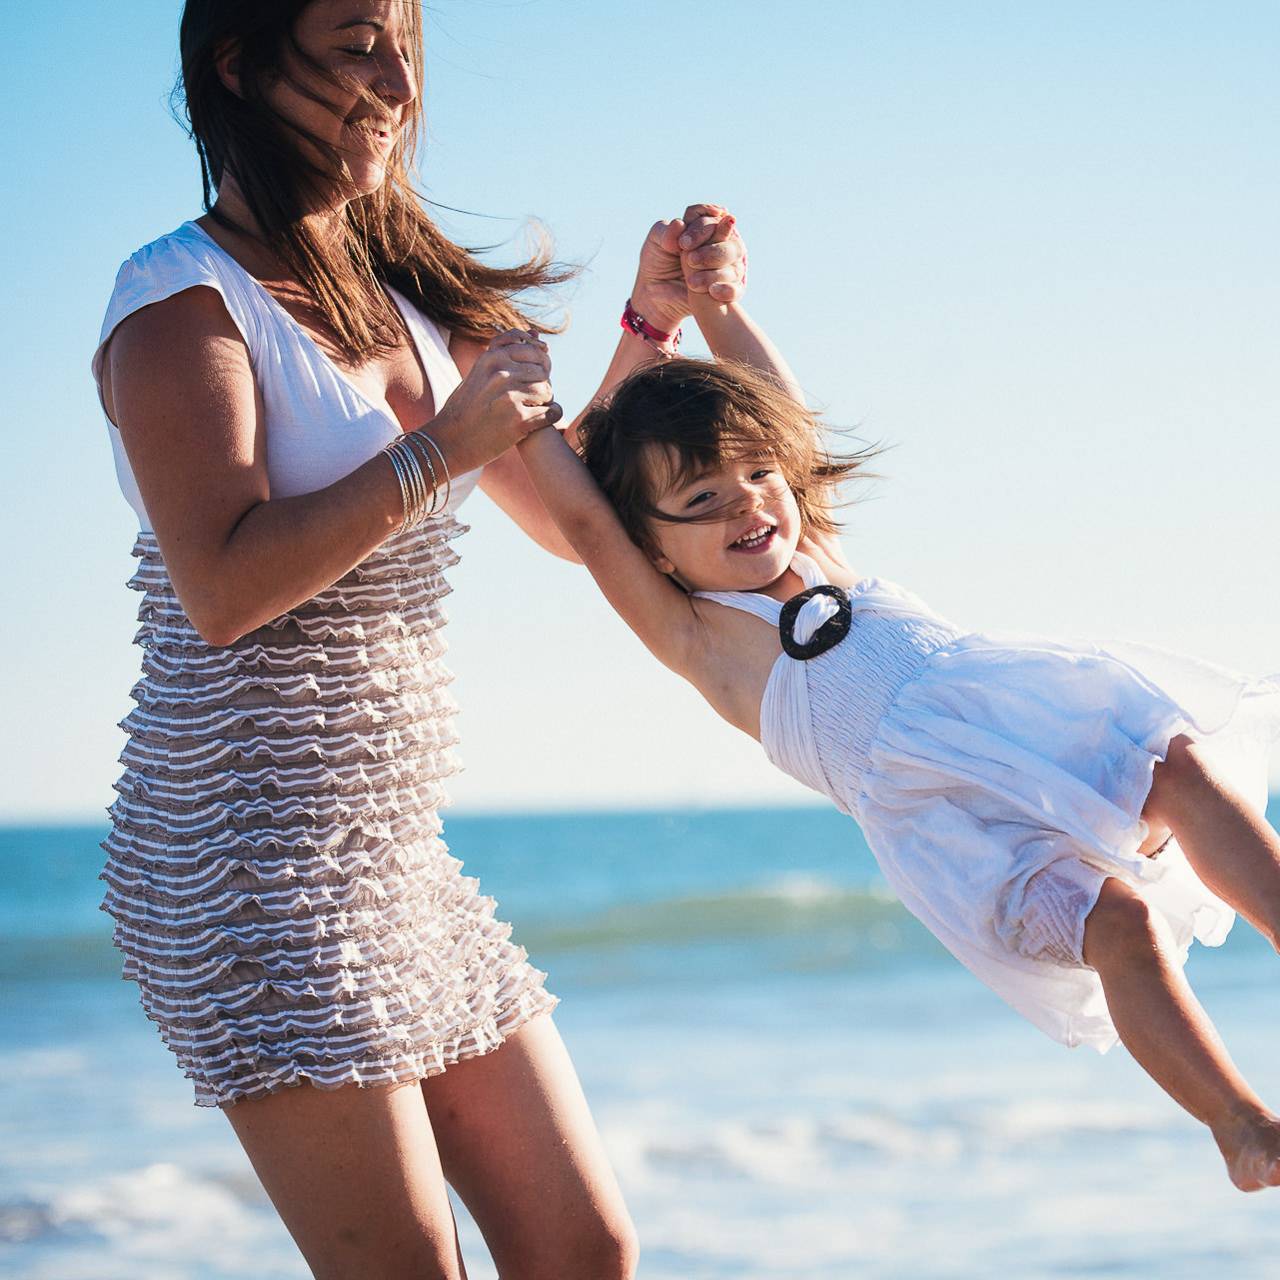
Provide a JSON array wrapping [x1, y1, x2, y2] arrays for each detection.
[[267, 1, 418, 199]]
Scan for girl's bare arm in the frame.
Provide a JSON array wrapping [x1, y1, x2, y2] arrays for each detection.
[[466, 328, 664, 563], [688, 291, 805, 406], [515, 426, 703, 675], [686, 273, 856, 572], [472, 208, 747, 561]]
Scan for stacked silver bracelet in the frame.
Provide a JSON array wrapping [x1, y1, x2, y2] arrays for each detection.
[[383, 430, 453, 530]]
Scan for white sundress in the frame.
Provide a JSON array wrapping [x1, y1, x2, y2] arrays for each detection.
[[696, 552, 1280, 1051]]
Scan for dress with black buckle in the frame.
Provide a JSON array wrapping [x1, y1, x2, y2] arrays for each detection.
[[778, 584, 852, 660]]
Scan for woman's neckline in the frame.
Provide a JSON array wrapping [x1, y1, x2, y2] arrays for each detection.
[[184, 219, 431, 440]]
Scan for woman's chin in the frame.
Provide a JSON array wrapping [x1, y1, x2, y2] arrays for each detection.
[[337, 159, 391, 199]]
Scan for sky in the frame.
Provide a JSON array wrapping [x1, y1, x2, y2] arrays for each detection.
[[1, 0, 1277, 821]]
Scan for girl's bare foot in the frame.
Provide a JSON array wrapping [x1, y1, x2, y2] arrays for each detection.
[[1213, 1108, 1280, 1191]]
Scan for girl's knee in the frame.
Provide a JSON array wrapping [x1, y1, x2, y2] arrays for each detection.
[[1082, 880, 1162, 969], [1144, 733, 1207, 826]]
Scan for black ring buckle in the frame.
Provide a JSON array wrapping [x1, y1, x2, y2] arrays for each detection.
[[778, 585, 852, 660]]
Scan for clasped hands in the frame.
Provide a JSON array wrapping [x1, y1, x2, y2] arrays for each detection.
[[466, 203, 746, 449]]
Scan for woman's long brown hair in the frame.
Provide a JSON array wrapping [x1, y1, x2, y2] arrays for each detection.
[[178, 0, 573, 364]]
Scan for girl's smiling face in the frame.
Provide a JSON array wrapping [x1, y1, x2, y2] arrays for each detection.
[[645, 451, 802, 593]]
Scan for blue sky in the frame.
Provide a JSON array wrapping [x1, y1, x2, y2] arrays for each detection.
[[2, 1, 1277, 820]]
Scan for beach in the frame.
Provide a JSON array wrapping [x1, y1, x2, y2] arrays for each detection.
[[4, 804, 1280, 1279]]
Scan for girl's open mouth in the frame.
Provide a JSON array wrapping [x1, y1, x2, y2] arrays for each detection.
[[729, 522, 777, 554]]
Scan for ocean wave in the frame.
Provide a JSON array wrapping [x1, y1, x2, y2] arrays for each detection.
[[0, 931, 119, 982], [519, 875, 933, 955], [7, 878, 941, 983]]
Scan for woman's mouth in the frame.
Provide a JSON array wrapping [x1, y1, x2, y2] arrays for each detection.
[[347, 117, 398, 149], [729, 522, 777, 554]]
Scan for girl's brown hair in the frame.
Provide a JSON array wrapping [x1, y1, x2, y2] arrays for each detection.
[[577, 358, 881, 551], [178, 0, 572, 364]]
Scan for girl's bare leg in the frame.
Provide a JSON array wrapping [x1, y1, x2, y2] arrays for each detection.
[[421, 1014, 639, 1280], [1083, 877, 1280, 1191], [1143, 734, 1280, 946], [223, 1079, 467, 1280]]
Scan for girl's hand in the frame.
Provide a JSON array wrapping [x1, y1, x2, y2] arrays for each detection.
[[630, 203, 747, 334], [431, 329, 560, 474]]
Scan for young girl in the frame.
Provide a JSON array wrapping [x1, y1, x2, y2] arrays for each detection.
[[518, 211, 1280, 1192]]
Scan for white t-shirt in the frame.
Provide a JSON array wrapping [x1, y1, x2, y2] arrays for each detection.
[[91, 220, 480, 531]]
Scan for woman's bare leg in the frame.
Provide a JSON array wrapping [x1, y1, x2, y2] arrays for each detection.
[[1083, 877, 1280, 1191], [223, 1079, 467, 1280], [1143, 734, 1280, 945], [421, 1014, 639, 1280]]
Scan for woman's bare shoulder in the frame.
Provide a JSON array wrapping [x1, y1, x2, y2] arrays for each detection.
[[101, 285, 251, 425]]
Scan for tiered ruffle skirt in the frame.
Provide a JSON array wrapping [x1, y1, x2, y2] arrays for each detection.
[[100, 518, 557, 1107]]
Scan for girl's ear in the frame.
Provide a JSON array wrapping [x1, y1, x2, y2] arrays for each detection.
[[214, 38, 245, 98], [646, 547, 677, 576]]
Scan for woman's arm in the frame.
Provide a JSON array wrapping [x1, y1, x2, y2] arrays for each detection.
[[515, 427, 703, 676], [102, 287, 555, 646]]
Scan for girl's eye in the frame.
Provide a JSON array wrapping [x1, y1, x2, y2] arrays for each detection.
[[686, 491, 713, 509], [342, 46, 376, 58], [751, 468, 773, 480]]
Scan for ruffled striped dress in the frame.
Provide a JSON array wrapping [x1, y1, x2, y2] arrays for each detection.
[[92, 223, 557, 1106]]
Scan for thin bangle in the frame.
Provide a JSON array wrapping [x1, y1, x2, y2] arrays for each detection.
[[415, 431, 452, 514], [383, 444, 413, 530], [383, 434, 432, 530], [402, 432, 442, 515]]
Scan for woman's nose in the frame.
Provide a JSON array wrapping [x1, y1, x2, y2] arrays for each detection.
[[376, 52, 417, 108]]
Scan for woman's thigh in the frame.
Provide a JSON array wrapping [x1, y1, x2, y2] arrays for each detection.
[[223, 1079, 466, 1280], [421, 1014, 638, 1280]]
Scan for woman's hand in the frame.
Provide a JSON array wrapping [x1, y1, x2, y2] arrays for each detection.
[[430, 329, 560, 475], [629, 203, 747, 334]]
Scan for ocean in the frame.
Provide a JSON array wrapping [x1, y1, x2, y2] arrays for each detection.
[[4, 804, 1280, 1280]]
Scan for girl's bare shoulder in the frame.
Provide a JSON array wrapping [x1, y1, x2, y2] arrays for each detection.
[[799, 532, 863, 588]]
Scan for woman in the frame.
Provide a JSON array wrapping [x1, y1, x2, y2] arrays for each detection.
[[92, 2, 744, 1275]]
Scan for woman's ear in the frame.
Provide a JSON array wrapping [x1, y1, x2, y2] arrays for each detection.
[[214, 38, 244, 98]]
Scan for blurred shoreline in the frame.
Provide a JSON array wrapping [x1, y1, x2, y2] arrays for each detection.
[[4, 804, 1280, 1278]]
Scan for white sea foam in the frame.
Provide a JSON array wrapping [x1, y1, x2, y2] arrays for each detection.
[[607, 1103, 964, 1195], [3, 1163, 295, 1280], [746, 871, 900, 907], [748, 872, 844, 905], [978, 1097, 1175, 1143]]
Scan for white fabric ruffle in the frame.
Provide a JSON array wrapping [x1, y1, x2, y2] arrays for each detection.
[[101, 518, 557, 1107]]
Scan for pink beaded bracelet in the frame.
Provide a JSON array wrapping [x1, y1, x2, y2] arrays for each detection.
[[621, 299, 682, 358]]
